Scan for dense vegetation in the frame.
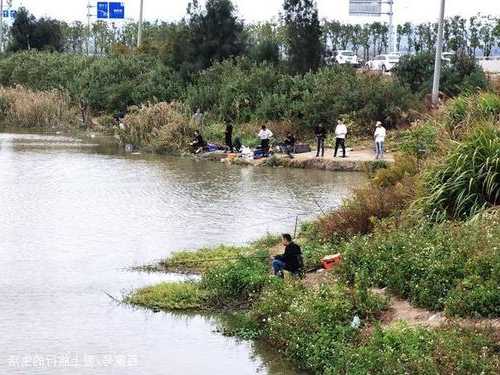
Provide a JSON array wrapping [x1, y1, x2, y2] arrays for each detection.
[[0, 1, 494, 157]]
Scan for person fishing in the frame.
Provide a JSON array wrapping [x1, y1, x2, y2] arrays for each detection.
[[272, 234, 304, 278], [190, 130, 205, 154], [282, 132, 296, 158], [314, 123, 327, 158], [257, 125, 273, 154], [225, 123, 234, 152]]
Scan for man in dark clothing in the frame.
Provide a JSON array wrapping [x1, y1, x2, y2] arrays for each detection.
[[190, 131, 205, 154], [314, 123, 327, 158], [282, 132, 296, 158], [225, 123, 233, 152], [272, 234, 304, 278], [233, 136, 242, 153]]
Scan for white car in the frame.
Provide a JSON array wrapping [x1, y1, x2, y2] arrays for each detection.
[[366, 54, 400, 72], [334, 50, 359, 66], [442, 52, 455, 64]]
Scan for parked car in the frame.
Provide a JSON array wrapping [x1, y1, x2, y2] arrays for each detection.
[[333, 50, 359, 66], [442, 52, 455, 64], [366, 54, 401, 72]]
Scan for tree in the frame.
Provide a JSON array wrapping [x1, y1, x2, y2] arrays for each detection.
[[187, 0, 246, 71], [247, 23, 282, 64], [9, 8, 63, 52], [9, 7, 36, 51], [282, 0, 322, 74]]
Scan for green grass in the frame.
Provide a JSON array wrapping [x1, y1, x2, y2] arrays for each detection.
[[126, 282, 207, 311], [158, 245, 251, 273]]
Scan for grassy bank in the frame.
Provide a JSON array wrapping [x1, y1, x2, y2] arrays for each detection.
[[127, 92, 499, 373]]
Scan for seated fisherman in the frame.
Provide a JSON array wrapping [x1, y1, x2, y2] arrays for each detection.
[[190, 131, 206, 154], [233, 136, 242, 153], [282, 132, 296, 158], [272, 234, 304, 278]]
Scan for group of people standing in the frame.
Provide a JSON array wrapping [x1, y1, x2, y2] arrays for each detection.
[[314, 120, 386, 160]]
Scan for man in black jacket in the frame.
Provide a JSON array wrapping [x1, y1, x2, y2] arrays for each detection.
[[272, 234, 304, 278], [225, 123, 233, 152], [314, 123, 327, 158]]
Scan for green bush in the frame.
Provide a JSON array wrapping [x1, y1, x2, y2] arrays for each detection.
[[445, 92, 500, 137], [249, 281, 387, 373], [78, 56, 184, 112], [421, 125, 500, 220], [399, 121, 439, 158], [338, 211, 500, 317], [0, 52, 185, 113], [328, 324, 499, 375], [185, 59, 418, 134], [201, 250, 270, 307], [394, 52, 488, 97]]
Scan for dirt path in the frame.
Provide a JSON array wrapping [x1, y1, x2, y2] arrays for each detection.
[[290, 147, 395, 163]]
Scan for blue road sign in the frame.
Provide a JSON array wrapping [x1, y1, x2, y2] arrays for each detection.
[[109, 2, 125, 19], [97, 2, 109, 19], [2, 10, 17, 18]]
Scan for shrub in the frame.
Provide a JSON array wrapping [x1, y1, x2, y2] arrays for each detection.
[[421, 125, 500, 221], [312, 159, 417, 243], [329, 324, 500, 375], [394, 52, 488, 97], [185, 59, 418, 133], [445, 92, 500, 138], [201, 250, 270, 307], [250, 282, 387, 373], [399, 121, 440, 158], [77, 56, 184, 112], [120, 102, 193, 153], [338, 210, 500, 316], [0, 85, 78, 129]]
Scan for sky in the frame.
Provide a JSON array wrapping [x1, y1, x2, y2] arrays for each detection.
[[8, 0, 500, 25]]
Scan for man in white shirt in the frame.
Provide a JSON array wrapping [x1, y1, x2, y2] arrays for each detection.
[[334, 120, 348, 158], [258, 125, 273, 154], [374, 121, 387, 159]]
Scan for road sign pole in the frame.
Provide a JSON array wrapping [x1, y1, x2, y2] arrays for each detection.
[[87, 1, 92, 55], [137, 0, 144, 48], [0, 0, 4, 53], [432, 0, 446, 106]]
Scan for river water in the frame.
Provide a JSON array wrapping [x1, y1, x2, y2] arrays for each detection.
[[0, 132, 365, 374]]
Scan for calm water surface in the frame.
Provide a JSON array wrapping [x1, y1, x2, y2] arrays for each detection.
[[0, 132, 365, 374]]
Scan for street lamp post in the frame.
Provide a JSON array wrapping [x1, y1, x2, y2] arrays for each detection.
[[137, 0, 144, 48], [432, 0, 446, 106]]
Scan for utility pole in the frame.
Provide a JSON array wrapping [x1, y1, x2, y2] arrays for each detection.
[[86, 1, 93, 55], [0, 0, 4, 53], [137, 0, 144, 48], [388, 0, 395, 52], [432, 0, 446, 106]]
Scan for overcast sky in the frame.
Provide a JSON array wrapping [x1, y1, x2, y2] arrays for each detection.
[[11, 0, 500, 25]]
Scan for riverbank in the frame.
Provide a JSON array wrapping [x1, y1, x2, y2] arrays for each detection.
[[202, 148, 394, 172]]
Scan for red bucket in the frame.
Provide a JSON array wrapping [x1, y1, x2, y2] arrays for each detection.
[[321, 254, 342, 270]]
